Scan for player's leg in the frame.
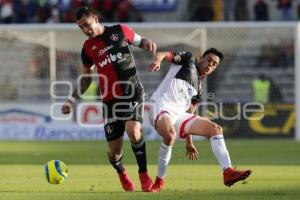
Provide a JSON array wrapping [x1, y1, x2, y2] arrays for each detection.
[[125, 120, 153, 192], [187, 117, 232, 169], [105, 121, 135, 192], [151, 114, 177, 192], [186, 117, 252, 186]]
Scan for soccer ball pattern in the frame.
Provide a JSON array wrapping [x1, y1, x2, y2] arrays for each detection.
[[45, 160, 68, 184]]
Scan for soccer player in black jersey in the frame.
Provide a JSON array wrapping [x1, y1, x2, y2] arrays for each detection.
[[147, 48, 252, 192], [61, 7, 156, 192]]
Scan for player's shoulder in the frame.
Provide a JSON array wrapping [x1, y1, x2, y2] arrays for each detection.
[[105, 24, 122, 32], [174, 51, 194, 62], [82, 38, 94, 50]]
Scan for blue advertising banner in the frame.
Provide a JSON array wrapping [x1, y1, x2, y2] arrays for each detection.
[[132, 0, 178, 12]]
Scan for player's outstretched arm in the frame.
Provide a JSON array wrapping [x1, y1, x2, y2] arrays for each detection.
[[139, 38, 157, 55], [148, 52, 172, 72], [61, 67, 92, 114]]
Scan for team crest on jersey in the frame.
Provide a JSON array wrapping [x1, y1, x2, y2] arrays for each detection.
[[188, 87, 193, 96], [105, 124, 113, 134], [174, 55, 181, 62], [110, 33, 119, 41]]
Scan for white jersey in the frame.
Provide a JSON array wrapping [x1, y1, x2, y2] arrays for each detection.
[[150, 64, 199, 116], [148, 52, 203, 137], [149, 51, 202, 120]]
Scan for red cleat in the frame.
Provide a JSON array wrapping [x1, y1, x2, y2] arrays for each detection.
[[150, 176, 165, 192], [223, 167, 252, 187], [139, 171, 153, 192], [118, 171, 135, 192]]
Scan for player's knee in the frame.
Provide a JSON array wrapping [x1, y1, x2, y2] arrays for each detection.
[[126, 127, 141, 143], [163, 130, 176, 145], [210, 123, 223, 136]]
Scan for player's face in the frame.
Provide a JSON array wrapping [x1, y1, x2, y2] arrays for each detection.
[[199, 53, 220, 76], [77, 15, 99, 38]]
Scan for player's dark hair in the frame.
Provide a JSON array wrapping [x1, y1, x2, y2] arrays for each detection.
[[203, 48, 224, 62], [75, 6, 96, 20]]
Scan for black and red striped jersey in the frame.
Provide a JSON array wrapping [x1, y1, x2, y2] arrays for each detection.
[[81, 24, 144, 103]]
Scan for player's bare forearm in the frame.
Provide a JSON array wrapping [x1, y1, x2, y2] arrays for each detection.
[[62, 67, 92, 114], [185, 134, 198, 160], [186, 134, 193, 145], [148, 52, 172, 72], [139, 38, 157, 55], [155, 52, 172, 62], [71, 76, 92, 100]]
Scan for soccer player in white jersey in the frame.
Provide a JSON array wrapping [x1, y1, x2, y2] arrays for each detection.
[[147, 48, 252, 192]]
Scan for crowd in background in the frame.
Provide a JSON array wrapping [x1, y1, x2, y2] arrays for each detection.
[[190, 0, 299, 22], [0, 0, 143, 24], [1, 0, 300, 24]]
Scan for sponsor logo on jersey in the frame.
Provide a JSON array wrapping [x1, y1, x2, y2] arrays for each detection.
[[98, 45, 114, 56], [110, 33, 119, 41], [98, 52, 126, 67]]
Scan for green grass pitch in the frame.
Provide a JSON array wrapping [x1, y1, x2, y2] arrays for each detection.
[[0, 139, 299, 200]]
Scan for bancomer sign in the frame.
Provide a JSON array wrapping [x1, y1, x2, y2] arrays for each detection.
[[0, 104, 104, 140], [132, 0, 178, 11]]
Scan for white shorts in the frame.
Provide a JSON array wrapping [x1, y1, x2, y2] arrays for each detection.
[[148, 104, 199, 139]]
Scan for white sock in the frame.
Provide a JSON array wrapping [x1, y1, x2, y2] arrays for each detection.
[[157, 142, 173, 179], [210, 135, 232, 171]]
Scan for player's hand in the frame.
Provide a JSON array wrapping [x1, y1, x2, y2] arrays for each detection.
[[148, 62, 161, 72], [61, 99, 74, 114], [143, 39, 157, 56], [186, 144, 198, 160]]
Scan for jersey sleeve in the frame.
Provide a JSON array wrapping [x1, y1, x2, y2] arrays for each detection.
[[171, 51, 193, 65], [81, 47, 93, 68], [120, 24, 141, 46]]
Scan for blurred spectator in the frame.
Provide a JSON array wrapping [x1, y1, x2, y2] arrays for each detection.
[[189, 0, 214, 21], [0, 0, 13, 23], [117, 0, 143, 22], [234, 0, 248, 21], [223, 0, 235, 21], [258, 44, 289, 68], [254, 0, 269, 21], [14, 0, 28, 23], [117, 0, 133, 22], [277, 0, 292, 21], [252, 74, 283, 103], [268, 78, 283, 102], [213, 0, 223, 21], [98, 0, 117, 22], [252, 74, 270, 103], [27, 1, 39, 23], [47, 6, 61, 23], [0, 0, 144, 23]]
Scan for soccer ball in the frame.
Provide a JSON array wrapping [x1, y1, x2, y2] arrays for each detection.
[[45, 160, 68, 184]]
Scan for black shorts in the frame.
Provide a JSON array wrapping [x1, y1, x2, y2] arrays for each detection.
[[103, 98, 144, 142]]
